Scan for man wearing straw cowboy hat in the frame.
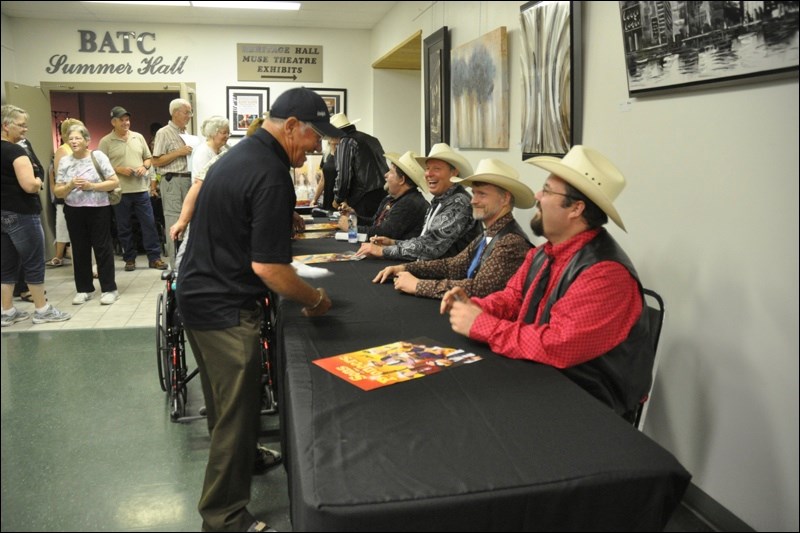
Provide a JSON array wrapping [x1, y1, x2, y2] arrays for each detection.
[[441, 146, 654, 422], [357, 143, 480, 261], [330, 112, 388, 219], [338, 150, 430, 240], [372, 158, 533, 299]]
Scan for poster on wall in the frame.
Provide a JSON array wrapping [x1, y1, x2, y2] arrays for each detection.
[[451, 27, 509, 150], [424, 27, 450, 155], [227, 87, 269, 136], [619, 1, 799, 95]]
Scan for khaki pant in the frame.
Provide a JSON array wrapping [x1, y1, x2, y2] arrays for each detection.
[[185, 308, 262, 532]]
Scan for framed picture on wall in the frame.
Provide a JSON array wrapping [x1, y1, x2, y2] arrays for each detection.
[[451, 26, 509, 150], [620, 1, 799, 95], [520, 1, 582, 158], [424, 27, 450, 155], [227, 86, 270, 136], [312, 88, 347, 116]]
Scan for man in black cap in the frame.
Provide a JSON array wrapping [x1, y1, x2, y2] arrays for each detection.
[[176, 87, 341, 533], [98, 106, 167, 272]]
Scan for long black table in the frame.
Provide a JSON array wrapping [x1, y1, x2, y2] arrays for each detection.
[[277, 238, 690, 531]]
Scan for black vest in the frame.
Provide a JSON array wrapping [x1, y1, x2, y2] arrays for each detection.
[[524, 229, 654, 420], [347, 130, 388, 205]]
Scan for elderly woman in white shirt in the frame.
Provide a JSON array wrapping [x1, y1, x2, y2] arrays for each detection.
[[54, 124, 120, 305]]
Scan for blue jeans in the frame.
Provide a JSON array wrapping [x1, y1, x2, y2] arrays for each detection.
[[1, 210, 46, 285], [113, 191, 163, 262]]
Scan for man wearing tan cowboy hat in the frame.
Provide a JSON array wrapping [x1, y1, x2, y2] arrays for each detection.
[[330, 112, 389, 219], [441, 146, 654, 423], [357, 143, 480, 261], [373, 158, 533, 299], [338, 150, 430, 240]]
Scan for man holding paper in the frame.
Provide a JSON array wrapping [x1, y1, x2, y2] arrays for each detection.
[[152, 98, 197, 267]]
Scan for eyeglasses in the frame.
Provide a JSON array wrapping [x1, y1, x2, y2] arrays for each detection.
[[13, 122, 28, 128], [180, 109, 193, 116], [301, 122, 322, 143], [541, 185, 578, 201]]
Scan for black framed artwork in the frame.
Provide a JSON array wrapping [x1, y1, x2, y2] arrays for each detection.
[[620, 1, 799, 96], [424, 27, 450, 155], [520, 1, 582, 159], [227, 86, 269, 136], [312, 88, 347, 116]]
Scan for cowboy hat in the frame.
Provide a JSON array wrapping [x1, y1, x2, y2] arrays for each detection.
[[525, 145, 627, 231], [384, 151, 427, 193], [414, 143, 473, 180], [455, 158, 536, 209], [330, 112, 361, 129]]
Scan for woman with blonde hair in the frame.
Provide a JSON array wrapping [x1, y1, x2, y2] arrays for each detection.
[[1, 104, 71, 326], [45, 117, 83, 267]]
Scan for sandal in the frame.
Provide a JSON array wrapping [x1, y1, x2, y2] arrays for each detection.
[[253, 445, 282, 475], [45, 257, 64, 267], [17, 292, 34, 303]]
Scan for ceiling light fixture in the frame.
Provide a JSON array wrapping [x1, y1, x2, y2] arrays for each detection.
[[192, 1, 300, 10], [83, 1, 300, 10]]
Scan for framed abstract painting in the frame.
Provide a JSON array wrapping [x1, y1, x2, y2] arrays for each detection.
[[520, 1, 582, 158]]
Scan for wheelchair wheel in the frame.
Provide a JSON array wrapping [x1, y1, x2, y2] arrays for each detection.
[[169, 387, 186, 422], [156, 290, 169, 392]]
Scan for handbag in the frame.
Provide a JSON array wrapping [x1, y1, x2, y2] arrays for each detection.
[[90, 151, 122, 205]]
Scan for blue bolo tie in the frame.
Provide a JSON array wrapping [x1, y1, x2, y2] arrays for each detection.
[[466, 235, 488, 279]]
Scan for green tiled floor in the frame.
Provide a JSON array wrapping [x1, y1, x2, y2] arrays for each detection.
[[0, 328, 288, 532]]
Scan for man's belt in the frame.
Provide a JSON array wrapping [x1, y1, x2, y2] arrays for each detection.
[[164, 172, 192, 181]]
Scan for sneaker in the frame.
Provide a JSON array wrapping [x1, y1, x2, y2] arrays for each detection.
[[246, 521, 277, 532], [1, 308, 31, 327], [100, 290, 119, 305], [72, 292, 93, 305], [124, 260, 136, 271], [149, 259, 168, 270], [32, 304, 71, 324], [253, 445, 282, 475]]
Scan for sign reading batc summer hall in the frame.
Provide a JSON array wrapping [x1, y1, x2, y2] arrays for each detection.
[[45, 30, 188, 75], [237, 43, 323, 82]]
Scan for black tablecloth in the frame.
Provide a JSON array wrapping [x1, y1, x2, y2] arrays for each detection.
[[278, 239, 690, 531]]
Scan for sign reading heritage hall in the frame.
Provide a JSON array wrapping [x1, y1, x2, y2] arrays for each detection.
[[237, 43, 323, 82]]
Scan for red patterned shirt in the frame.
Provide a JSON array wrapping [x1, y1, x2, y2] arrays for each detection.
[[469, 228, 641, 368]]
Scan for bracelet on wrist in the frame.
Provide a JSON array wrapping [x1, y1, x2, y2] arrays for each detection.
[[307, 288, 324, 311]]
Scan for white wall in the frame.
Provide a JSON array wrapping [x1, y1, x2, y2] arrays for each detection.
[[3, 2, 798, 531], [2, 17, 376, 135]]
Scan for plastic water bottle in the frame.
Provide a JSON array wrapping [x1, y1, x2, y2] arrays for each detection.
[[348, 213, 358, 243]]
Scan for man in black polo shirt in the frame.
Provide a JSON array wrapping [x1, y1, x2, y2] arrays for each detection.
[[177, 88, 340, 533]]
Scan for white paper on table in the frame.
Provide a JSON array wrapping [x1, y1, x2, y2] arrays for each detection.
[[291, 260, 333, 279], [335, 232, 367, 242]]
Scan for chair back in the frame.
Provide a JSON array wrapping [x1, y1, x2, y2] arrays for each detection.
[[634, 288, 665, 429]]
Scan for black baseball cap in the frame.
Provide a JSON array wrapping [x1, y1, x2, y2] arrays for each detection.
[[270, 88, 343, 138], [110, 106, 130, 119]]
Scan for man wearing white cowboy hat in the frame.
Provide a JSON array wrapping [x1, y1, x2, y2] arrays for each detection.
[[358, 143, 480, 261], [338, 150, 430, 240], [330, 112, 388, 219], [441, 146, 655, 422], [373, 158, 533, 299]]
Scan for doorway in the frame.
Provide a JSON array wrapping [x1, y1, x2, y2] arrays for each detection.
[[6, 81, 195, 257]]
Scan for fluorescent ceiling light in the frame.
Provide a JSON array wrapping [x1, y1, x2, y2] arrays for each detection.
[[84, 1, 191, 5], [192, 2, 300, 10], [83, 1, 300, 9]]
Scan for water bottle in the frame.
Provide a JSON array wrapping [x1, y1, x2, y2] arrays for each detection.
[[348, 213, 358, 243]]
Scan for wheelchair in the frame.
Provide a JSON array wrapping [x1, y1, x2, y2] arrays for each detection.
[[156, 269, 278, 423]]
